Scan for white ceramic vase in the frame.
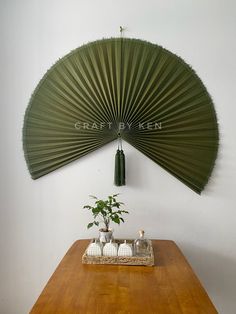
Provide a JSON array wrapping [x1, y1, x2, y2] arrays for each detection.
[[99, 229, 113, 243]]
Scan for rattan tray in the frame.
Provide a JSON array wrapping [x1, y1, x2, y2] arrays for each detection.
[[82, 239, 154, 266]]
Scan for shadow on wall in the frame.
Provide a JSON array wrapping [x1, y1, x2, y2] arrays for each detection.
[[126, 150, 145, 188], [180, 242, 236, 314], [125, 147, 167, 190]]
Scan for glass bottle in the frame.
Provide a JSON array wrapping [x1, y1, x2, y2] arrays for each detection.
[[134, 230, 150, 256]]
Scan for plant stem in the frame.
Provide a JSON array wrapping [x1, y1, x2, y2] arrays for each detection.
[[103, 216, 110, 231]]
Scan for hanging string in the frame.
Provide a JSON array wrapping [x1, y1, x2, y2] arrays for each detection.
[[117, 131, 123, 150], [120, 26, 124, 37], [119, 134, 123, 150]]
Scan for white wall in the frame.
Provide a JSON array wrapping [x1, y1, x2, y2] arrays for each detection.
[[0, 0, 236, 313]]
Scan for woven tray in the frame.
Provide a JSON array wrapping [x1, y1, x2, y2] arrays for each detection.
[[82, 239, 154, 266]]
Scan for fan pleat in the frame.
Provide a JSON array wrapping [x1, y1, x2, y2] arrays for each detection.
[[23, 38, 218, 193]]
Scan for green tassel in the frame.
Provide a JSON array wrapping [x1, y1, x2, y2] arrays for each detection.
[[119, 149, 125, 185], [114, 149, 121, 186], [114, 149, 126, 186]]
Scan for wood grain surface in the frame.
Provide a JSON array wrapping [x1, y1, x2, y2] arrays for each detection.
[[30, 240, 217, 314]]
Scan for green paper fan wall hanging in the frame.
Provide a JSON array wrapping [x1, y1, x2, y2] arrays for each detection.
[[23, 38, 219, 194]]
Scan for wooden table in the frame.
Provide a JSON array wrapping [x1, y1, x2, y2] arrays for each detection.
[[30, 240, 217, 314]]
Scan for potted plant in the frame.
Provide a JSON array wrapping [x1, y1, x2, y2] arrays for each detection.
[[83, 194, 129, 242]]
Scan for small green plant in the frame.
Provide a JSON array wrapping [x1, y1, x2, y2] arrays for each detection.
[[83, 194, 129, 232]]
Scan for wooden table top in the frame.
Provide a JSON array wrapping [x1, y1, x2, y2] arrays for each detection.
[[30, 239, 217, 314]]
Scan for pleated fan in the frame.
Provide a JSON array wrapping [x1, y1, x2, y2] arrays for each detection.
[[23, 38, 219, 194]]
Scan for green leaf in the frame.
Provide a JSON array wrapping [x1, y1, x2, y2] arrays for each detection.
[[92, 207, 100, 214], [93, 212, 99, 218], [120, 217, 124, 223], [89, 195, 97, 199], [96, 200, 105, 209], [107, 205, 112, 213], [112, 216, 120, 224], [100, 209, 107, 216], [87, 222, 94, 229], [94, 221, 99, 226]]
